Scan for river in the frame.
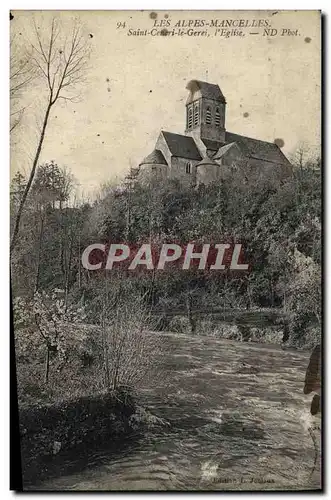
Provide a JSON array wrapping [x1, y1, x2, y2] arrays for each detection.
[[30, 332, 321, 491]]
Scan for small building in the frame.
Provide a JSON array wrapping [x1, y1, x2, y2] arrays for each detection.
[[138, 79, 292, 186]]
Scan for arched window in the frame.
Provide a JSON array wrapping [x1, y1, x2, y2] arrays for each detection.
[[215, 107, 221, 126], [188, 106, 193, 129], [194, 102, 200, 126], [206, 106, 212, 125], [186, 162, 191, 174]]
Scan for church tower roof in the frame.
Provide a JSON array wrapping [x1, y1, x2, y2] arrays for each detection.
[[186, 80, 226, 105]]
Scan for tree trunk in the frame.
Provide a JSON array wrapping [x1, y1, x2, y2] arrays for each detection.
[[59, 204, 66, 282], [102, 273, 110, 390], [102, 322, 110, 390], [10, 102, 53, 252], [78, 233, 81, 289], [44, 346, 50, 384], [34, 210, 45, 293], [64, 226, 75, 309], [282, 323, 290, 343], [270, 279, 274, 307], [186, 294, 196, 334]]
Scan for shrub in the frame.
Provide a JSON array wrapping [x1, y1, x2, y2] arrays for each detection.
[[100, 295, 165, 391]]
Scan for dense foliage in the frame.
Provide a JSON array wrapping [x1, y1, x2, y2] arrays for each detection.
[[11, 156, 321, 403], [11, 158, 321, 324]]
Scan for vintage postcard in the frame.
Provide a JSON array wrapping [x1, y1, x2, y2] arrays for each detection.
[[10, 10, 322, 491]]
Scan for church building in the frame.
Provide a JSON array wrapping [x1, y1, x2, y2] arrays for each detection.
[[138, 80, 292, 186]]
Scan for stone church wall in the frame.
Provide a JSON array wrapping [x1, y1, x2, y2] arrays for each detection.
[[170, 157, 199, 187]]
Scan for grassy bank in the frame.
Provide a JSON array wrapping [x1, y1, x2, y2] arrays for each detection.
[[19, 388, 136, 484], [14, 308, 165, 486]]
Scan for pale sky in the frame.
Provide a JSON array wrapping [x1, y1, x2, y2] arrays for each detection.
[[11, 10, 321, 196]]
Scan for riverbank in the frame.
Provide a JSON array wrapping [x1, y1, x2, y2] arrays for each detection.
[[30, 333, 321, 491], [19, 388, 136, 485], [153, 309, 319, 349]]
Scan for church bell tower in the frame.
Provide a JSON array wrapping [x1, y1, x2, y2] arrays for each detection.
[[185, 80, 226, 145]]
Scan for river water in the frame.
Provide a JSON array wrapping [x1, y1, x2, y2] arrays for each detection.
[[31, 332, 321, 491]]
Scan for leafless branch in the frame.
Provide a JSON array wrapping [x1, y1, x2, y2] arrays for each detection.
[[31, 18, 90, 106], [10, 17, 91, 252], [10, 38, 35, 132]]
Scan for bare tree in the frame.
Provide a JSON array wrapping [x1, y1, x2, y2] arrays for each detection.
[[10, 38, 34, 132], [10, 17, 90, 252], [293, 142, 309, 173]]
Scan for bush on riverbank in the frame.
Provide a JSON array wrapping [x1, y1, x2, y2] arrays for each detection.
[[163, 314, 286, 344], [19, 388, 137, 483], [14, 290, 164, 407], [14, 289, 166, 486]]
